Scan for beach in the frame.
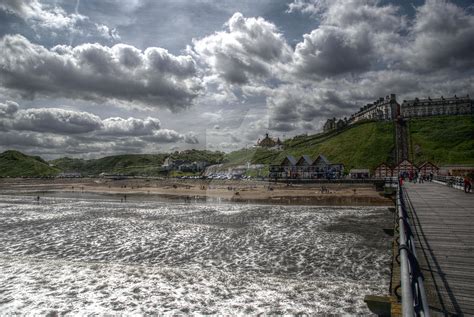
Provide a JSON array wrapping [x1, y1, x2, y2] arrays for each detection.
[[0, 178, 392, 206]]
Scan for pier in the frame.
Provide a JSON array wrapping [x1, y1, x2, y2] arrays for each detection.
[[367, 181, 473, 316], [403, 182, 473, 315]]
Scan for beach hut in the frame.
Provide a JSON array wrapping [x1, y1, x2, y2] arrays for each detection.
[[295, 155, 313, 178], [279, 155, 297, 178], [311, 154, 330, 178], [418, 161, 439, 177], [393, 160, 416, 178], [328, 163, 345, 179], [374, 163, 393, 178]]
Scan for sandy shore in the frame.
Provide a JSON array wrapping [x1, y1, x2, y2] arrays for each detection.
[[0, 178, 393, 206]]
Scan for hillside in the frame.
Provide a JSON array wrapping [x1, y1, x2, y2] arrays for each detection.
[[0, 150, 60, 177], [1, 115, 471, 177], [408, 116, 474, 166], [224, 121, 395, 171], [51, 154, 167, 176], [51, 149, 225, 176], [224, 115, 473, 171]]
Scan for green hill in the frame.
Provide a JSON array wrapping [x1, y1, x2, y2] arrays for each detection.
[[51, 154, 167, 176], [224, 115, 474, 171], [223, 121, 395, 171], [51, 149, 225, 176], [0, 150, 60, 177], [1, 115, 471, 177], [408, 116, 474, 165]]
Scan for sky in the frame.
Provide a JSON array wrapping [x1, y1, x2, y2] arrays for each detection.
[[0, 0, 473, 159]]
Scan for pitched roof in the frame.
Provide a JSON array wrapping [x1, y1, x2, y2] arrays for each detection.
[[296, 155, 313, 166], [280, 155, 297, 166], [312, 154, 330, 165], [395, 159, 415, 166], [419, 161, 439, 169], [375, 162, 392, 169]]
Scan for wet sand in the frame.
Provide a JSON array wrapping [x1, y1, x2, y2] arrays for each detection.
[[0, 178, 392, 206]]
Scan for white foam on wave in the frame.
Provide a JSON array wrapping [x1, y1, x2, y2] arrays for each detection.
[[0, 194, 392, 314]]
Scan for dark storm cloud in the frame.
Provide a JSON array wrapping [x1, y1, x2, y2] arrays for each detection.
[[10, 108, 102, 134], [292, 26, 373, 76], [0, 35, 203, 111], [0, 104, 193, 156], [0, 0, 473, 156], [0, 131, 72, 149], [288, 0, 404, 78], [0, 100, 19, 117], [401, 0, 474, 71], [192, 12, 291, 84], [266, 86, 355, 132], [287, 0, 404, 31]]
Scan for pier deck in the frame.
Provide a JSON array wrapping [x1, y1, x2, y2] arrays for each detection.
[[404, 182, 474, 316]]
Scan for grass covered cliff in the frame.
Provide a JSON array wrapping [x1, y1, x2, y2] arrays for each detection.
[[0, 150, 60, 177], [222, 115, 474, 171], [1, 115, 472, 177]]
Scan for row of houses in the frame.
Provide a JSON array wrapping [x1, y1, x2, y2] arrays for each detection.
[[324, 94, 473, 132], [349, 94, 399, 123], [323, 117, 348, 132], [401, 95, 472, 118], [374, 160, 439, 178], [269, 155, 345, 179]]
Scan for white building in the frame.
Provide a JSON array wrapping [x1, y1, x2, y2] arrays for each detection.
[[401, 95, 472, 118], [350, 94, 400, 123]]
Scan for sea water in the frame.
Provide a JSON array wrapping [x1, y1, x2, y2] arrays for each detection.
[[0, 194, 392, 315]]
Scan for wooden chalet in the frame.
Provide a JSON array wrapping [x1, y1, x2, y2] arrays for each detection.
[[374, 163, 393, 178], [329, 163, 345, 179], [311, 154, 330, 179], [269, 155, 297, 179], [269, 154, 345, 180], [418, 161, 439, 176], [393, 159, 416, 176], [295, 155, 313, 178]]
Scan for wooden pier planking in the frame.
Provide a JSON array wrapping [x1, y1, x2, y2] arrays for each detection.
[[403, 182, 474, 316]]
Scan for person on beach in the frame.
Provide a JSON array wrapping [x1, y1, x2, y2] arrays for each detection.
[[463, 176, 471, 193]]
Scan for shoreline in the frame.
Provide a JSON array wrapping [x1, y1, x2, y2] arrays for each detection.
[[0, 178, 394, 206]]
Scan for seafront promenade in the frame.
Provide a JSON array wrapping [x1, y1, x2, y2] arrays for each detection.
[[403, 182, 473, 315]]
